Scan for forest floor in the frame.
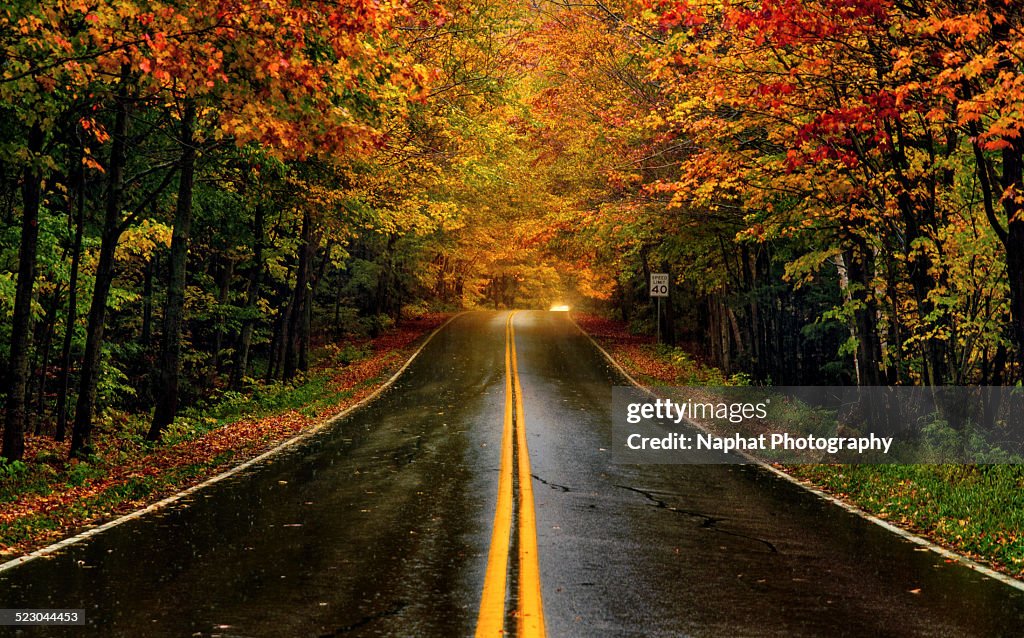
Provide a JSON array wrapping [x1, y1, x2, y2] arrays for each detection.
[[572, 312, 1024, 581], [0, 313, 453, 560]]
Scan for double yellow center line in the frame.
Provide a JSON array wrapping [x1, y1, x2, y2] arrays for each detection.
[[476, 311, 546, 637]]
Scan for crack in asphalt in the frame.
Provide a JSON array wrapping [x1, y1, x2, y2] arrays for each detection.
[[615, 485, 779, 554], [531, 474, 571, 492]]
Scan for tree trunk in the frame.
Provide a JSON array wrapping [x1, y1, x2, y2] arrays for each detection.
[[716, 299, 731, 373], [283, 210, 312, 380], [999, 126, 1024, 374], [232, 203, 264, 388], [210, 256, 234, 378], [988, 2, 1024, 375], [660, 261, 676, 346], [31, 288, 62, 435], [2, 123, 45, 461], [149, 101, 197, 442], [70, 87, 130, 458], [841, 240, 885, 386], [299, 287, 311, 372], [55, 143, 87, 442], [141, 254, 155, 347], [267, 264, 295, 381], [1006, 221, 1024, 374]]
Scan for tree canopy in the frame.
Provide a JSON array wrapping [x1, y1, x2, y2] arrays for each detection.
[[2, 0, 1023, 460]]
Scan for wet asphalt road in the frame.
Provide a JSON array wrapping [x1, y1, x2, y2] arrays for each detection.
[[3, 310, 1024, 637]]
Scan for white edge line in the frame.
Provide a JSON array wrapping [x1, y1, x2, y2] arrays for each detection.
[[569, 314, 1024, 594], [0, 312, 468, 575]]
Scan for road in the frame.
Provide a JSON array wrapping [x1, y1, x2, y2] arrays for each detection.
[[3, 310, 1024, 637]]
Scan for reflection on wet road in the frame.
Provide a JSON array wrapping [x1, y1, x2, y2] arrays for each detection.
[[3, 311, 1024, 637]]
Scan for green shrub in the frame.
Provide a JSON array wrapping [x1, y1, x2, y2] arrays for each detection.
[[0, 458, 28, 480]]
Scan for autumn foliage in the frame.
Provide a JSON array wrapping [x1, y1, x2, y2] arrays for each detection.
[[518, 0, 1024, 388], [2, 0, 1024, 466]]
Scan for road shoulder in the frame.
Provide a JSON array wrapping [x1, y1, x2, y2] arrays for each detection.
[[570, 311, 1024, 592], [0, 313, 459, 569]]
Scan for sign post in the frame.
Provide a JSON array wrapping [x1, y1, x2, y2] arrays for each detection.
[[650, 273, 669, 344]]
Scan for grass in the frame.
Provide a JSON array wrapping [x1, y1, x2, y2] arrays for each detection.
[[789, 464, 1024, 573]]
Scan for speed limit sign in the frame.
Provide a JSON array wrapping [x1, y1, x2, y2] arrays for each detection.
[[650, 273, 669, 297]]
